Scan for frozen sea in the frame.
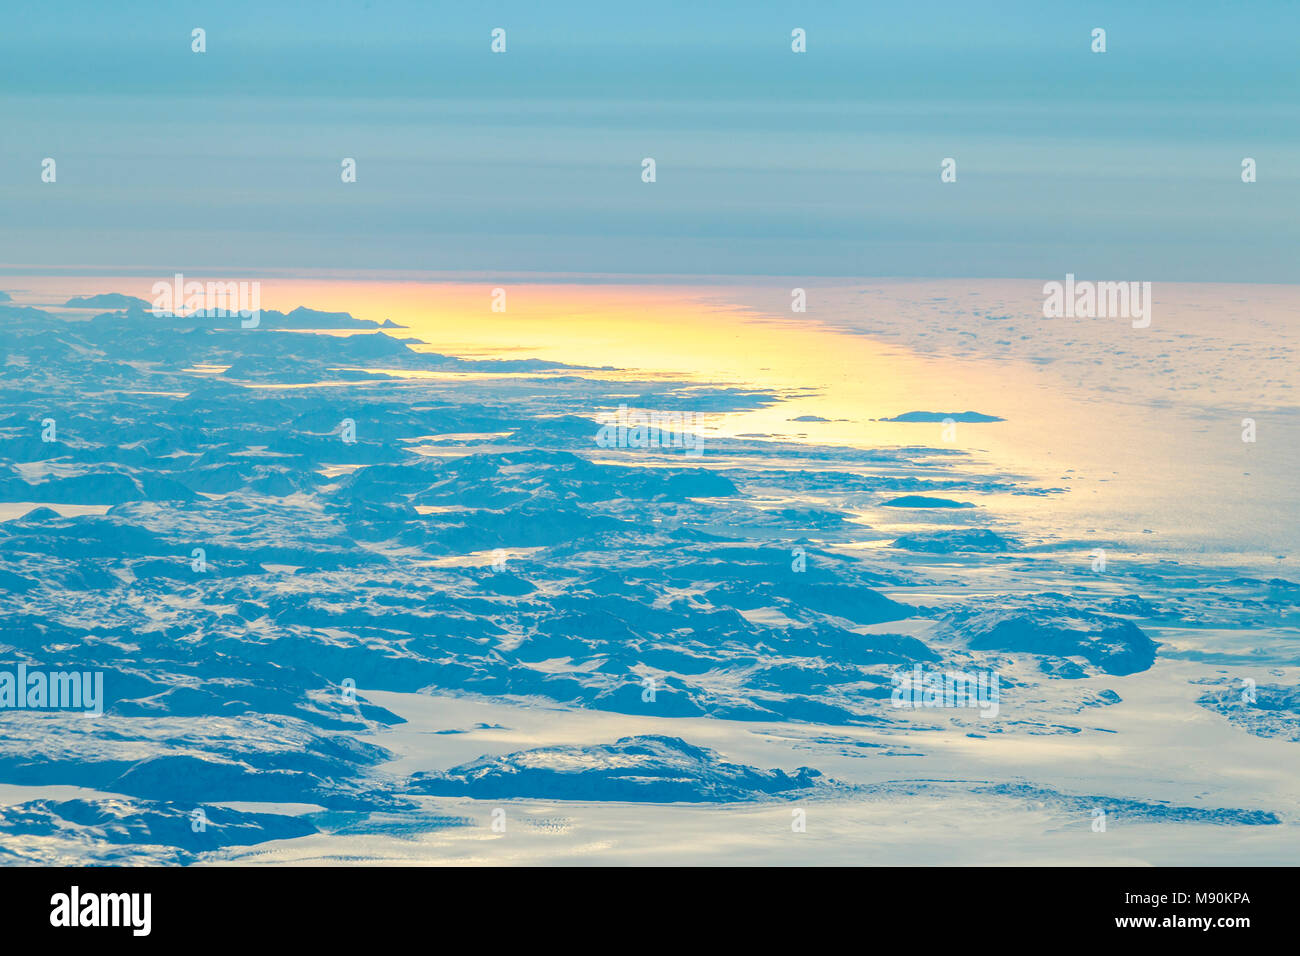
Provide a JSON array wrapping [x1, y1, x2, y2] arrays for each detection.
[[0, 276, 1296, 865]]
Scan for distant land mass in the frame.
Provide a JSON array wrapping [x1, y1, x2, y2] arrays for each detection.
[[65, 293, 152, 310], [879, 410, 1005, 423], [102, 301, 406, 330]]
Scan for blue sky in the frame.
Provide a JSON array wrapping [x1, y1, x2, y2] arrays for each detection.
[[1, 0, 1297, 280]]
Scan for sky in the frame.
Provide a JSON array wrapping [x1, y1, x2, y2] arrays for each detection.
[[1, 0, 1297, 281]]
